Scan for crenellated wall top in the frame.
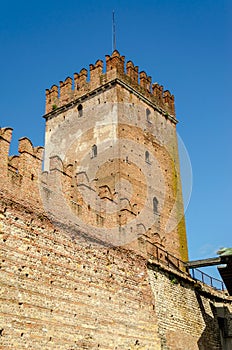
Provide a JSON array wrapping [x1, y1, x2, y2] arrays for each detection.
[[45, 50, 175, 117], [0, 127, 43, 188]]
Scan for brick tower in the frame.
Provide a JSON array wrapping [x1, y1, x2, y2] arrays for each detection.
[[43, 50, 188, 261], [1, 51, 231, 350]]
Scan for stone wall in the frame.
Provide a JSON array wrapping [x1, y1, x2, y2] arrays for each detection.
[[1, 192, 231, 349], [0, 194, 161, 349], [148, 261, 232, 350], [0, 185, 232, 350], [1, 51, 231, 349]]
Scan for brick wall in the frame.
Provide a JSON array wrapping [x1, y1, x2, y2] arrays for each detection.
[[1, 194, 231, 349], [148, 262, 232, 350], [1, 51, 231, 349], [0, 194, 162, 349]]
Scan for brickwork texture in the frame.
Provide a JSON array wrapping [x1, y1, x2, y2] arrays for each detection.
[[0, 51, 231, 349]]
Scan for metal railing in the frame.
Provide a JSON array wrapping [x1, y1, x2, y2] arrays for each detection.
[[145, 240, 185, 271], [144, 240, 226, 292], [189, 267, 225, 291]]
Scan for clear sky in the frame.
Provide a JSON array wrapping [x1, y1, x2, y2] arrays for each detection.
[[1, 0, 231, 278]]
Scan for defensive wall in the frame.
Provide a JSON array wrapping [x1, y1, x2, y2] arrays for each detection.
[[1, 128, 232, 349], [0, 51, 232, 350]]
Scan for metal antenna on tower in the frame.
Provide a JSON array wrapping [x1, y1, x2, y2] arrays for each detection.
[[112, 10, 116, 51]]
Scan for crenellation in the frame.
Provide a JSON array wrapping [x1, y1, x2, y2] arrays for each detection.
[[18, 137, 43, 160], [44, 52, 176, 118], [59, 77, 73, 105], [126, 60, 139, 85], [73, 69, 89, 97], [0, 130, 43, 203], [89, 60, 103, 89], [0, 126, 13, 143], [73, 72, 79, 90], [8, 155, 19, 170], [18, 137, 34, 155], [45, 85, 59, 114], [0, 127, 13, 178], [79, 68, 88, 88], [139, 71, 152, 94], [34, 146, 44, 160], [105, 50, 125, 79], [152, 83, 164, 105], [17, 138, 43, 188], [163, 90, 175, 115], [106, 50, 125, 72]]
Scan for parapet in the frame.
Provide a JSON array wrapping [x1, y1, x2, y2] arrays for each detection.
[[45, 50, 176, 117], [0, 127, 43, 205]]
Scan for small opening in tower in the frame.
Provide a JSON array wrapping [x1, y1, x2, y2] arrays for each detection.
[[77, 104, 83, 117], [153, 197, 158, 215], [145, 151, 150, 164], [146, 108, 151, 122], [91, 144, 97, 158]]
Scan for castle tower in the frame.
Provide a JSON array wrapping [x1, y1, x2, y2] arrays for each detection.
[[43, 50, 188, 261], [2, 51, 231, 350]]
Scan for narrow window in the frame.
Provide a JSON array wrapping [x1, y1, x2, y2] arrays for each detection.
[[77, 104, 83, 117], [146, 108, 151, 122], [153, 197, 158, 215], [145, 151, 150, 163], [92, 144, 97, 158], [96, 214, 104, 226]]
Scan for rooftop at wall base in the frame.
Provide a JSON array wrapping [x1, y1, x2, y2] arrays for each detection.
[[45, 50, 175, 119]]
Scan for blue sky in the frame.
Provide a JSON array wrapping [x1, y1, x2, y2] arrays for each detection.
[[1, 1, 231, 277]]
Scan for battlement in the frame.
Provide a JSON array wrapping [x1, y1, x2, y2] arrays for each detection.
[[45, 50, 175, 117], [0, 127, 43, 206]]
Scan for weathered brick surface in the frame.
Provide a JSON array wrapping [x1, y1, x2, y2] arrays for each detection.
[[0, 197, 161, 349], [1, 52, 231, 349], [148, 264, 232, 350], [43, 53, 188, 261], [45, 51, 174, 116], [1, 195, 231, 349]]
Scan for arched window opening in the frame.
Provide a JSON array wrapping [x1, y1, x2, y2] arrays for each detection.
[[153, 197, 158, 215], [77, 104, 83, 117], [146, 108, 151, 122], [92, 144, 97, 158], [145, 151, 150, 164]]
